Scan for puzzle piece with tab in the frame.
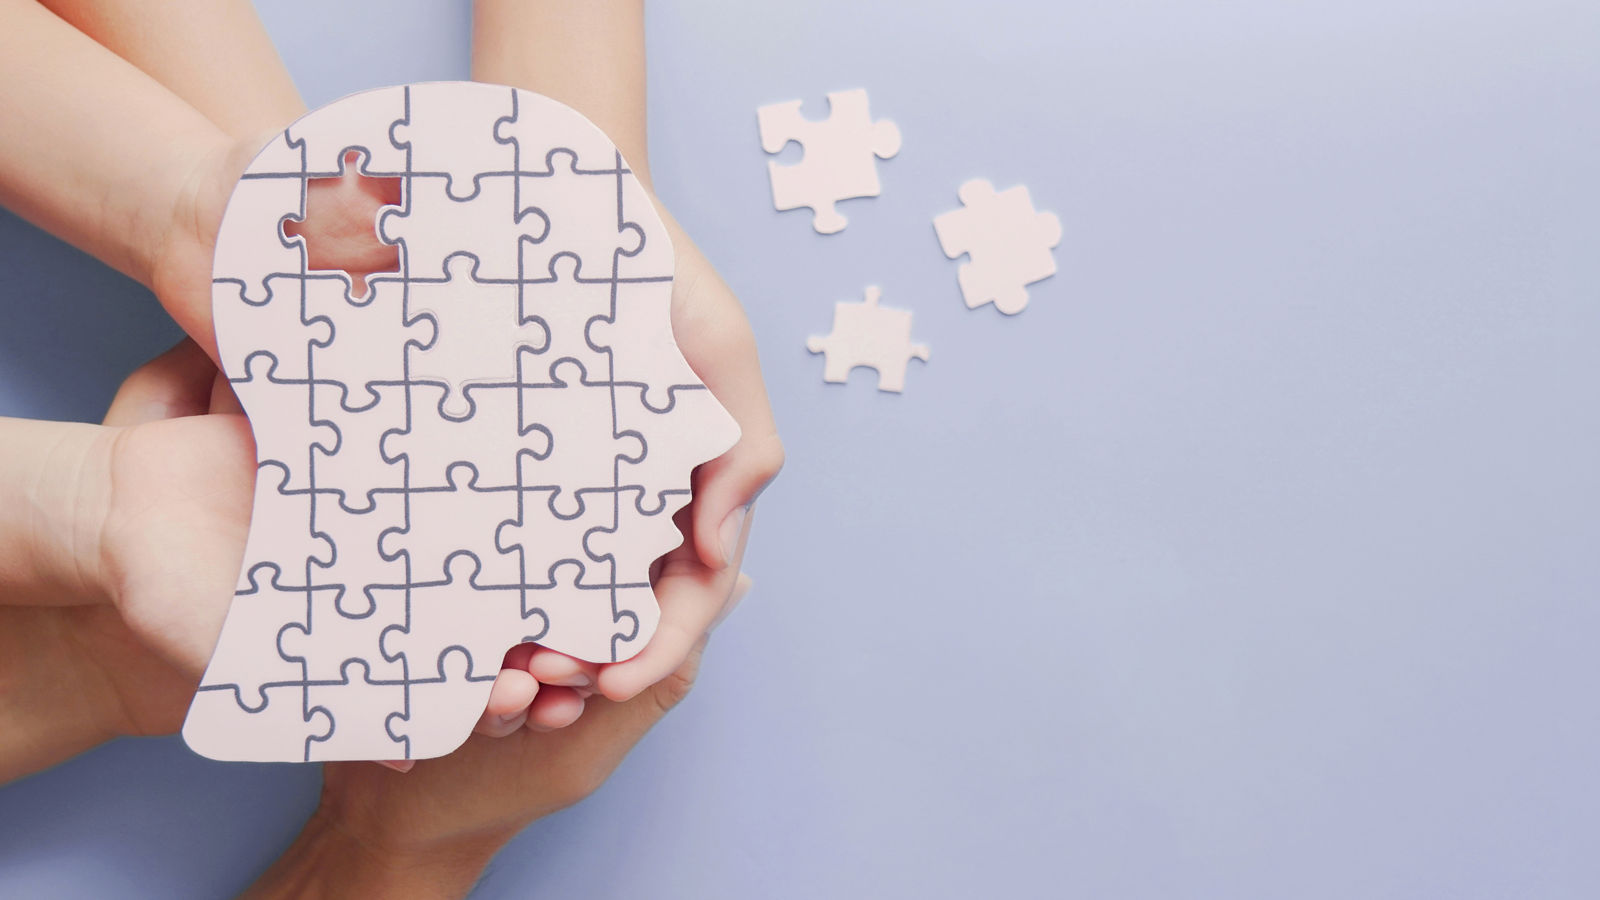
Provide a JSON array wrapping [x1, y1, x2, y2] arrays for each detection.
[[183, 82, 739, 763]]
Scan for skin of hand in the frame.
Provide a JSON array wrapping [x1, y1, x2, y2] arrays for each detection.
[[0, 341, 233, 782], [35, 0, 305, 139], [0, 601, 198, 782]]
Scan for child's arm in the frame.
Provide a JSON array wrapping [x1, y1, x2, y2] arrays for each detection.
[[0, 0, 232, 307], [0, 0, 384, 360], [473, 0, 653, 184], [0, 340, 223, 782], [35, 0, 304, 138]]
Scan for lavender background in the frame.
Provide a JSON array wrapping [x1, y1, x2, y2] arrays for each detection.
[[2, 1, 1598, 896]]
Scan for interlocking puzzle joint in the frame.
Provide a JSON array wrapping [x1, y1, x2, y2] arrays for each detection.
[[185, 81, 740, 763]]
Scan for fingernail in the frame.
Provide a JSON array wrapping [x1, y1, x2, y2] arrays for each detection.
[[718, 505, 749, 565], [549, 672, 592, 689], [376, 759, 415, 773]]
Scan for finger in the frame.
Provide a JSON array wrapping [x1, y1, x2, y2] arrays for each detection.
[[661, 218, 784, 570], [375, 759, 415, 774], [472, 667, 540, 737], [709, 573, 753, 634], [502, 642, 537, 670], [525, 685, 586, 731], [595, 511, 750, 703], [101, 338, 218, 426], [687, 428, 782, 571], [525, 646, 599, 690], [208, 370, 243, 415], [475, 708, 529, 738]]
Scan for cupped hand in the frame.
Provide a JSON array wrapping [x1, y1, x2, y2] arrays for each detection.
[[523, 201, 783, 703]]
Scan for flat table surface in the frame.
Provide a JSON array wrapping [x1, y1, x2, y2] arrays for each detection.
[[3, 2, 1598, 897]]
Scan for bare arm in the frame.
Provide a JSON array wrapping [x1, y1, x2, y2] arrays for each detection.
[[36, 0, 304, 138], [3, 0, 387, 355], [0, 0, 232, 287], [473, 0, 651, 185]]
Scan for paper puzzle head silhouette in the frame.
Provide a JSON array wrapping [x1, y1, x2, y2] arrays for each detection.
[[183, 82, 739, 763]]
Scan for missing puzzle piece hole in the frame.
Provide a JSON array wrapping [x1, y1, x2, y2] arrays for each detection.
[[282, 151, 402, 297]]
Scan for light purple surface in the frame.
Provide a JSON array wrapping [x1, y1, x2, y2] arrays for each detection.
[[3, 1, 1599, 896]]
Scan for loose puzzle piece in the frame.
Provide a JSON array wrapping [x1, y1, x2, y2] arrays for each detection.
[[807, 286, 930, 393], [184, 82, 741, 763], [932, 179, 1062, 315], [757, 88, 901, 234]]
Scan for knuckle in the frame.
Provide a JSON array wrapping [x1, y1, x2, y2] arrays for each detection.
[[651, 665, 699, 716], [746, 435, 786, 483], [552, 772, 604, 810], [116, 366, 160, 398]]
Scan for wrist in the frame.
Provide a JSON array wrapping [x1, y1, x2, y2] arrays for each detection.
[[144, 133, 263, 345], [0, 418, 115, 606], [0, 607, 121, 781], [243, 801, 501, 900], [136, 130, 242, 288]]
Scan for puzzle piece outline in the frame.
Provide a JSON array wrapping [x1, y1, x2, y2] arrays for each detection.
[[807, 285, 930, 393], [184, 82, 740, 763], [933, 178, 1062, 315], [757, 88, 901, 234]]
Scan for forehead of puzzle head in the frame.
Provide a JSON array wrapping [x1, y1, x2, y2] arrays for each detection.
[[215, 82, 671, 283]]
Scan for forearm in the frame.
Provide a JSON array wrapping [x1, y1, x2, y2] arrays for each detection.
[[0, 0, 232, 284], [0, 607, 117, 782], [0, 417, 111, 607], [472, 0, 651, 185], [37, 0, 305, 138], [241, 804, 499, 900]]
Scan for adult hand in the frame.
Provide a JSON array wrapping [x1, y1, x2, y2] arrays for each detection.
[[521, 207, 782, 704]]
